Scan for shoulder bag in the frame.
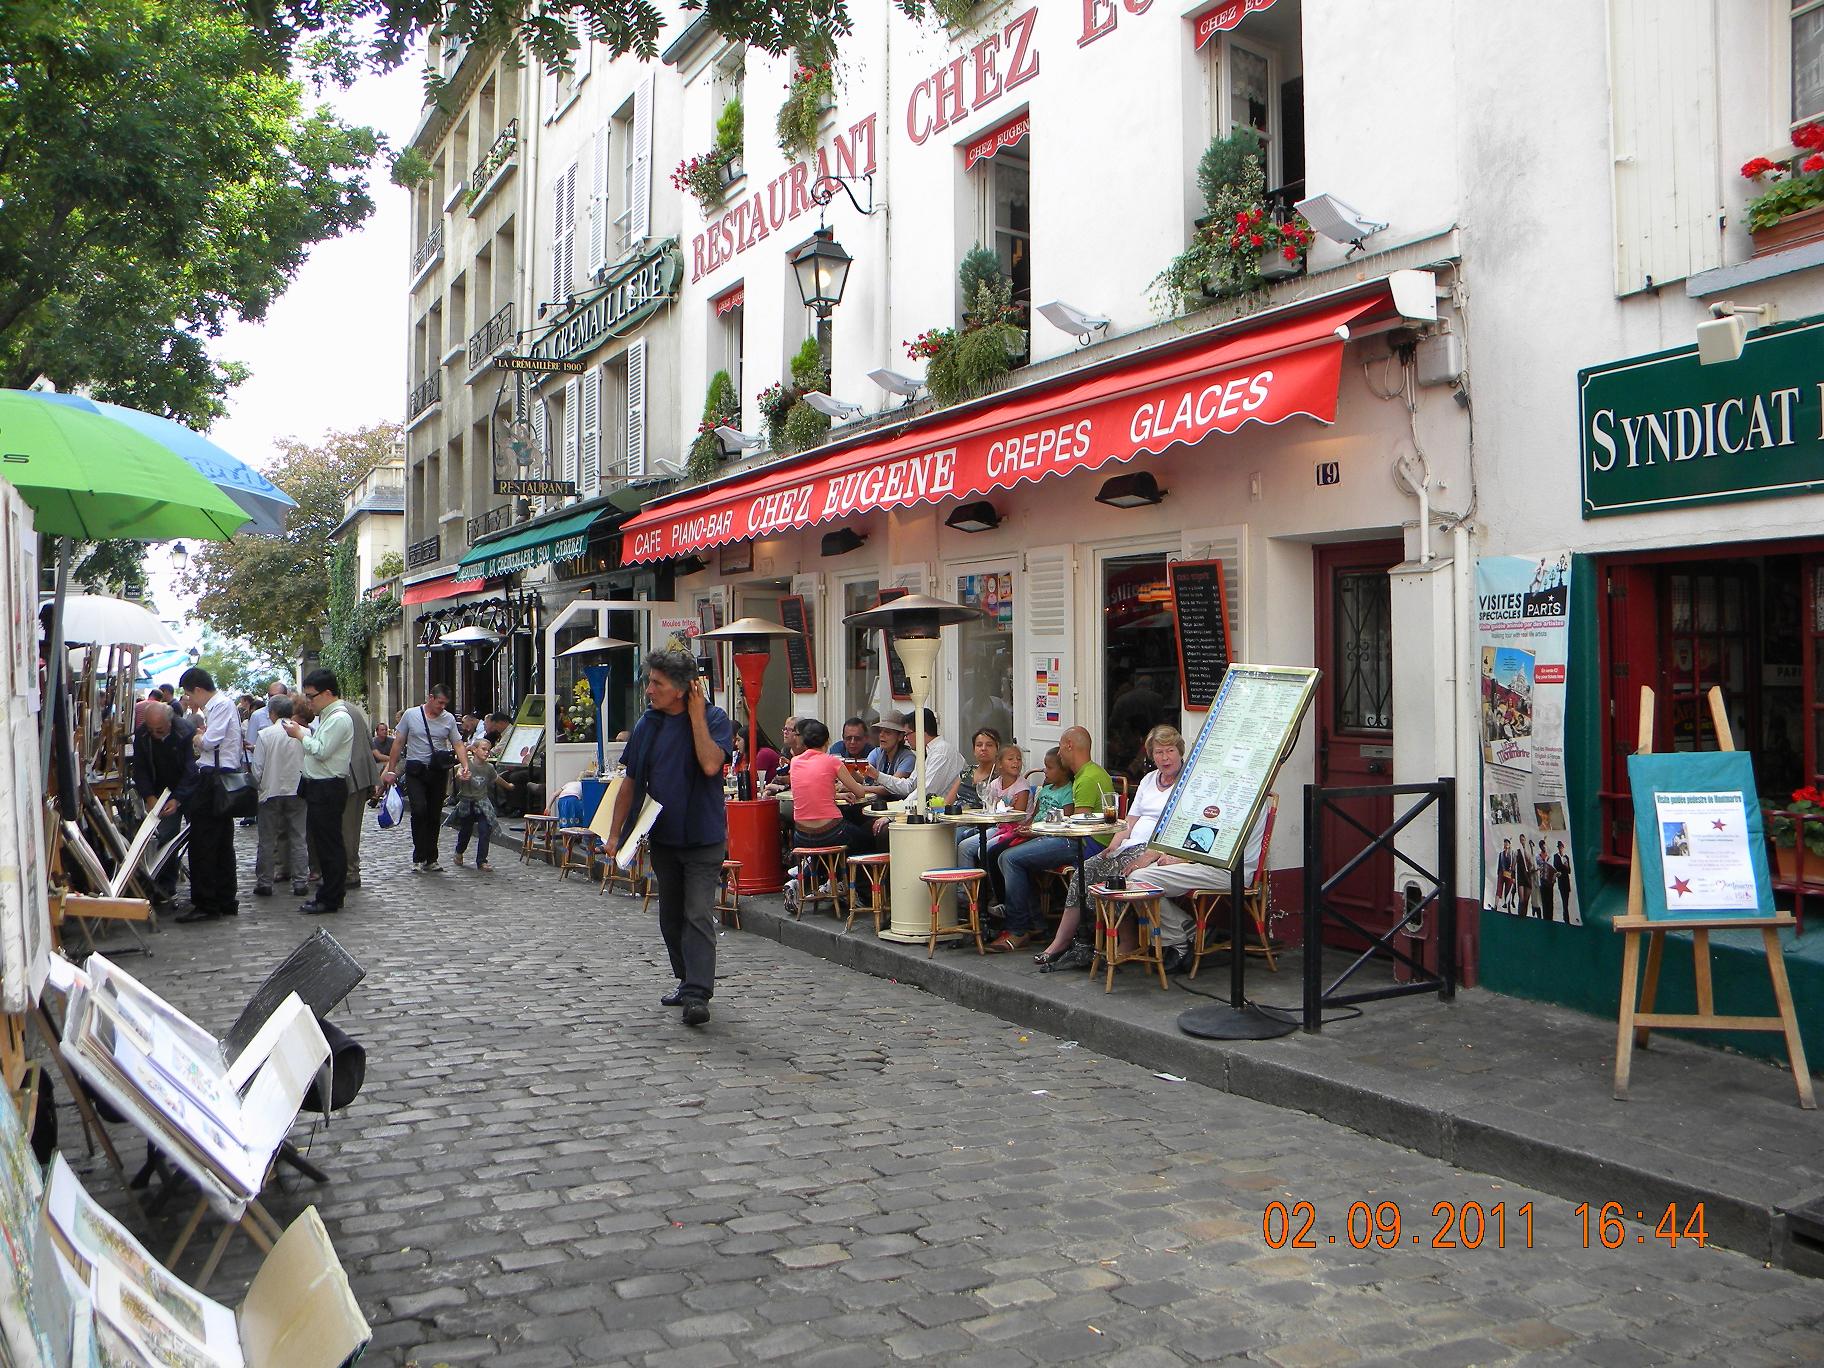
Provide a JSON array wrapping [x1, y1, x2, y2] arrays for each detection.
[[209, 741, 259, 820]]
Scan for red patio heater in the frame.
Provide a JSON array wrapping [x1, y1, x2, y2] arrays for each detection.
[[701, 615, 801, 894]]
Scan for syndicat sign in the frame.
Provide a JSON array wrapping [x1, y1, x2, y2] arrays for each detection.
[[530, 241, 681, 366], [1578, 315, 1824, 518]]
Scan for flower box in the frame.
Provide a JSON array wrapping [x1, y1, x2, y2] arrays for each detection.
[[1751, 201, 1824, 257], [1257, 248, 1304, 281]]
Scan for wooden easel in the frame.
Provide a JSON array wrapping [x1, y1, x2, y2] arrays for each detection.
[[1613, 685, 1815, 1108]]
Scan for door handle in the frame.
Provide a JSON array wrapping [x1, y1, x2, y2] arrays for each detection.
[[1365, 759, 1386, 775]]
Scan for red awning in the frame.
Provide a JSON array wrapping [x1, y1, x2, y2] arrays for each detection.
[[1193, 0, 1280, 48], [964, 112, 1030, 170], [714, 283, 745, 317], [402, 573, 487, 606], [621, 285, 1403, 565]]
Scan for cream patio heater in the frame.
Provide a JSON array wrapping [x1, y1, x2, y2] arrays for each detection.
[[842, 592, 986, 942]]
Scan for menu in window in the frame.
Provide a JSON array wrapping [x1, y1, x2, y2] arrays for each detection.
[[1169, 559, 1231, 711], [877, 587, 913, 701], [1150, 664, 1319, 870]]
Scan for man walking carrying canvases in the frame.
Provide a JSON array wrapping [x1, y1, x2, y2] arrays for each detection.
[[608, 650, 733, 1028]]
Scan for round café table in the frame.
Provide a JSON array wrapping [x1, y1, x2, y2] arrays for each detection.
[[1025, 818, 1124, 928], [936, 809, 1011, 874]]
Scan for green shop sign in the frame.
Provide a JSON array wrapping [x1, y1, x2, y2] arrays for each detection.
[[530, 240, 682, 366], [1578, 314, 1824, 518]]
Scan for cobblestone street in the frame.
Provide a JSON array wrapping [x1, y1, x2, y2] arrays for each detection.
[[86, 822, 1824, 1367]]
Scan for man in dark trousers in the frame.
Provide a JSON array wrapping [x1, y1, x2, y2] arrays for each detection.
[[178, 666, 243, 922], [131, 700, 197, 907], [282, 669, 356, 915], [608, 650, 733, 1027]]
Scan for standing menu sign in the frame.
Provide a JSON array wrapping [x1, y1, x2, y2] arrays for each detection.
[[1626, 751, 1772, 921], [1150, 664, 1319, 870], [876, 588, 913, 701], [779, 595, 817, 694], [1168, 559, 1231, 711]]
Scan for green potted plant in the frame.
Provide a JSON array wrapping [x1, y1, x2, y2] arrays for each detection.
[[1741, 122, 1824, 257], [688, 370, 741, 481], [673, 99, 745, 218], [771, 339, 833, 452], [757, 381, 794, 451], [906, 248, 1027, 408], [1151, 129, 1312, 314], [777, 55, 834, 161], [1765, 784, 1824, 880]]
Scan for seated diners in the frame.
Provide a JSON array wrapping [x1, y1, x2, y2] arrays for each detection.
[[784, 720, 873, 853], [866, 710, 964, 805], [862, 714, 916, 787], [1035, 725, 1187, 972], [829, 716, 872, 760], [946, 727, 1002, 808], [1126, 786, 1270, 971], [969, 743, 1032, 882], [986, 729, 1113, 951]]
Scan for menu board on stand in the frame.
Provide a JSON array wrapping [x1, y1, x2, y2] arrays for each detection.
[[877, 587, 913, 702], [779, 596, 817, 694], [1168, 559, 1231, 711]]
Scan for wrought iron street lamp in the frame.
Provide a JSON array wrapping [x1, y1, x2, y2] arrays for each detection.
[[790, 228, 853, 319]]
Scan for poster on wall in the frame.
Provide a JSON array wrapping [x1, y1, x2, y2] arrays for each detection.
[[1030, 654, 1063, 730], [1477, 552, 1579, 925]]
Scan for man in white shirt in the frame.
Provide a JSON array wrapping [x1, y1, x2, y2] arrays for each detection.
[[179, 666, 243, 921], [251, 696, 309, 898], [871, 710, 963, 805]]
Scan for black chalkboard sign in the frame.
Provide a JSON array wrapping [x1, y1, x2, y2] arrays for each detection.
[[1169, 559, 1231, 711], [878, 587, 913, 701], [779, 595, 817, 694]]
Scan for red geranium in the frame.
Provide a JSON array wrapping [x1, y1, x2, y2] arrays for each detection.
[[1805, 154, 1824, 174], [1794, 120, 1824, 151], [1740, 155, 1781, 180]]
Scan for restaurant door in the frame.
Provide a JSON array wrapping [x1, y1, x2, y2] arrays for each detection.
[[1314, 539, 1402, 944], [1096, 543, 1183, 783]]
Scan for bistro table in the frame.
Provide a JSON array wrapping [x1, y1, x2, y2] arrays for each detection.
[[1026, 818, 1124, 929], [936, 808, 1011, 873]]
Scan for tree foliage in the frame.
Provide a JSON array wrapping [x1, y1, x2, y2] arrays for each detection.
[[0, 0, 381, 424], [320, 535, 400, 703], [72, 541, 148, 598], [195, 631, 290, 695], [178, 424, 400, 662]]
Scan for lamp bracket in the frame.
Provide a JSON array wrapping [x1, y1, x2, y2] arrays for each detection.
[[810, 173, 878, 218]]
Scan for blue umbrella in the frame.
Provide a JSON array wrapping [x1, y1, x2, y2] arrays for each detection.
[[27, 391, 296, 536]]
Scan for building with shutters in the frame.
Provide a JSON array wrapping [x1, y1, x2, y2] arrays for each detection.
[[401, 1, 1824, 1044]]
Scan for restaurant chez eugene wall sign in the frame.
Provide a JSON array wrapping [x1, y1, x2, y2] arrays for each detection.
[[1578, 314, 1824, 518], [530, 241, 682, 366]]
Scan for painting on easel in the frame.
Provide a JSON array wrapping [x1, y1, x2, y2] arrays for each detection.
[[1626, 751, 1772, 921]]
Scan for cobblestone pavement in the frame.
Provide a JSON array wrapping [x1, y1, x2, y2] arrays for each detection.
[[81, 821, 1824, 1367]]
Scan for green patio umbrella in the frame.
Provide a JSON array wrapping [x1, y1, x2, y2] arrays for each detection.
[[0, 391, 251, 782]]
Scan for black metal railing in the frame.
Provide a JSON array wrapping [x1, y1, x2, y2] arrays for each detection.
[[411, 223, 444, 277], [466, 504, 513, 545], [1301, 777, 1457, 1031], [406, 535, 441, 569], [471, 119, 519, 197], [407, 373, 442, 420], [467, 302, 513, 371]]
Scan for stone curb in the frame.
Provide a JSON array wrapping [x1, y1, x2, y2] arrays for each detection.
[[734, 897, 1820, 1277]]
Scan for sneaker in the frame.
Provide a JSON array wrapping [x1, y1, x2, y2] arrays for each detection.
[[783, 880, 801, 917], [291, 883, 310, 896], [660, 986, 685, 1007], [423, 860, 445, 873], [410, 861, 426, 874], [682, 1000, 711, 1027], [252, 885, 273, 898]]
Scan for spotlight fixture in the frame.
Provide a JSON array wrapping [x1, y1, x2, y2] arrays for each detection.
[[820, 528, 867, 557], [1094, 470, 1167, 509], [867, 368, 925, 402], [1037, 300, 1111, 345], [1294, 193, 1388, 253], [673, 555, 710, 575], [715, 425, 766, 454], [944, 501, 1001, 533], [1696, 301, 1777, 366], [803, 392, 864, 421]]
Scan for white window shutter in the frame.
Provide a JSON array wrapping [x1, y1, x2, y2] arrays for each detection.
[[561, 377, 580, 490], [1022, 545, 1074, 754], [573, 15, 592, 80], [631, 74, 654, 243], [580, 366, 601, 495], [589, 124, 610, 276], [626, 338, 647, 479], [553, 162, 577, 302], [1607, 0, 1721, 295], [1181, 524, 1248, 661], [530, 388, 549, 512]]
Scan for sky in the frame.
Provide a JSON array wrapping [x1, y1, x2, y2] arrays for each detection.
[[147, 57, 426, 634]]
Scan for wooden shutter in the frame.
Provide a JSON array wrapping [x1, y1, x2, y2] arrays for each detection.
[[561, 377, 580, 491], [580, 366, 601, 495], [529, 387, 549, 512], [1607, 0, 1722, 294], [631, 74, 654, 243], [1022, 544, 1074, 754], [589, 124, 610, 277], [552, 162, 577, 302], [1182, 523, 1248, 660], [625, 338, 647, 479]]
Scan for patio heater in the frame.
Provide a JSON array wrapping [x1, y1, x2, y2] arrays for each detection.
[[702, 615, 801, 894], [842, 592, 985, 943], [558, 634, 636, 774], [440, 623, 499, 719]]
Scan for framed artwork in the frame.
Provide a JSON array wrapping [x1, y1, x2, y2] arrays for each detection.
[[6, 491, 36, 714], [720, 541, 754, 576], [7, 707, 48, 1010]]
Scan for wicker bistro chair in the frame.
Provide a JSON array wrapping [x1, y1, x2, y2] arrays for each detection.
[[519, 813, 559, 865], [717, 860, 743, 929], [788, 845, 849, 920], [1088, 884, 1169, 992], [556, 826, 599, 881], [845, 853, 892, 932], [1189, 794, 1281, 976], [918, 868, 988, 957]]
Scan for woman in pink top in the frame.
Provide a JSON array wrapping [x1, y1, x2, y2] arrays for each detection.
[[789, 719, 873, 855]]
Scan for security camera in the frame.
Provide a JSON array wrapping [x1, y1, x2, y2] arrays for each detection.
[[803, 393, 863, 420]]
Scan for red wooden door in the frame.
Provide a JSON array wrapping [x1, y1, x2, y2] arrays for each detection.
[[1313, 540, 1403, 945]]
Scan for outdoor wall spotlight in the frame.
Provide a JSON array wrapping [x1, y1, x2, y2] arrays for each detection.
[[715, 425, 766, 454], [944, 501, 1001, 533], [1094, 470, 1168, 509], [1294, 192, 1389, 253], [1696, 301, 1777, 366], [1037, 300, 1111, 345], [804, 393, 864, 421], [820, 528, 867, 557], [868, 368, 924, 401], [673, 555, 710, 575]]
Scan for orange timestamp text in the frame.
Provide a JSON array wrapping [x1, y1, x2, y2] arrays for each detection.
[[1261, 1199, 1709, 1251]]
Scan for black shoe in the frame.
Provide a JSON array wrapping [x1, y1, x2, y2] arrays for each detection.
[[1044, 943, 1094, 973], [682, 1000, 711, 1027], [222, 907, 239, 917], [253, 886, 273, 897], [1161, 947, 1190, 975], [291, 883, 310, 896], [660, 987, 685, 1007], [174, 909, 219, 924], [298, 901, 341, 915]]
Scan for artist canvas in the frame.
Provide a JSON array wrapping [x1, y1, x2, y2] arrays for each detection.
[[1, 702, 49, 1011], [7, 489, 36, 713]]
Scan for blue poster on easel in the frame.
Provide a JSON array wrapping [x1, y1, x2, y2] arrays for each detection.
[[1626, 751, 1773, 921]]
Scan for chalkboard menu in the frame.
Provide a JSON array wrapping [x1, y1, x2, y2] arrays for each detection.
[[1169, 559, 1231, 711], [779, 595, 817, 694], [878, 587, 913, 701]]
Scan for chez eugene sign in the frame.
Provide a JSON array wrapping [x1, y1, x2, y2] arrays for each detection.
[[1579, 315, 1824, 518], [623, 342, 1342, 563]]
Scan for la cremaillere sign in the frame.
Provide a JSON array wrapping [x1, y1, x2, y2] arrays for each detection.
[[1578, 314, 1824, 518]]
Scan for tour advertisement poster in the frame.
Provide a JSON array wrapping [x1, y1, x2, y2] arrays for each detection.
[[1626, 750, 1773, 920], [1477, 553, 1579, 924]]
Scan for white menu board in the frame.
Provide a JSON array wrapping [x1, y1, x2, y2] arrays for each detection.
[[1149, 664, 1319, 870]]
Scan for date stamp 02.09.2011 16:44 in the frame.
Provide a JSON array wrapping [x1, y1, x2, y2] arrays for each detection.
[[1262, 1200, 1710, 1253]]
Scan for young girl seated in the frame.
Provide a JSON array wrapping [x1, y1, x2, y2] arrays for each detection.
[[981, 747, 1071, 909]]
